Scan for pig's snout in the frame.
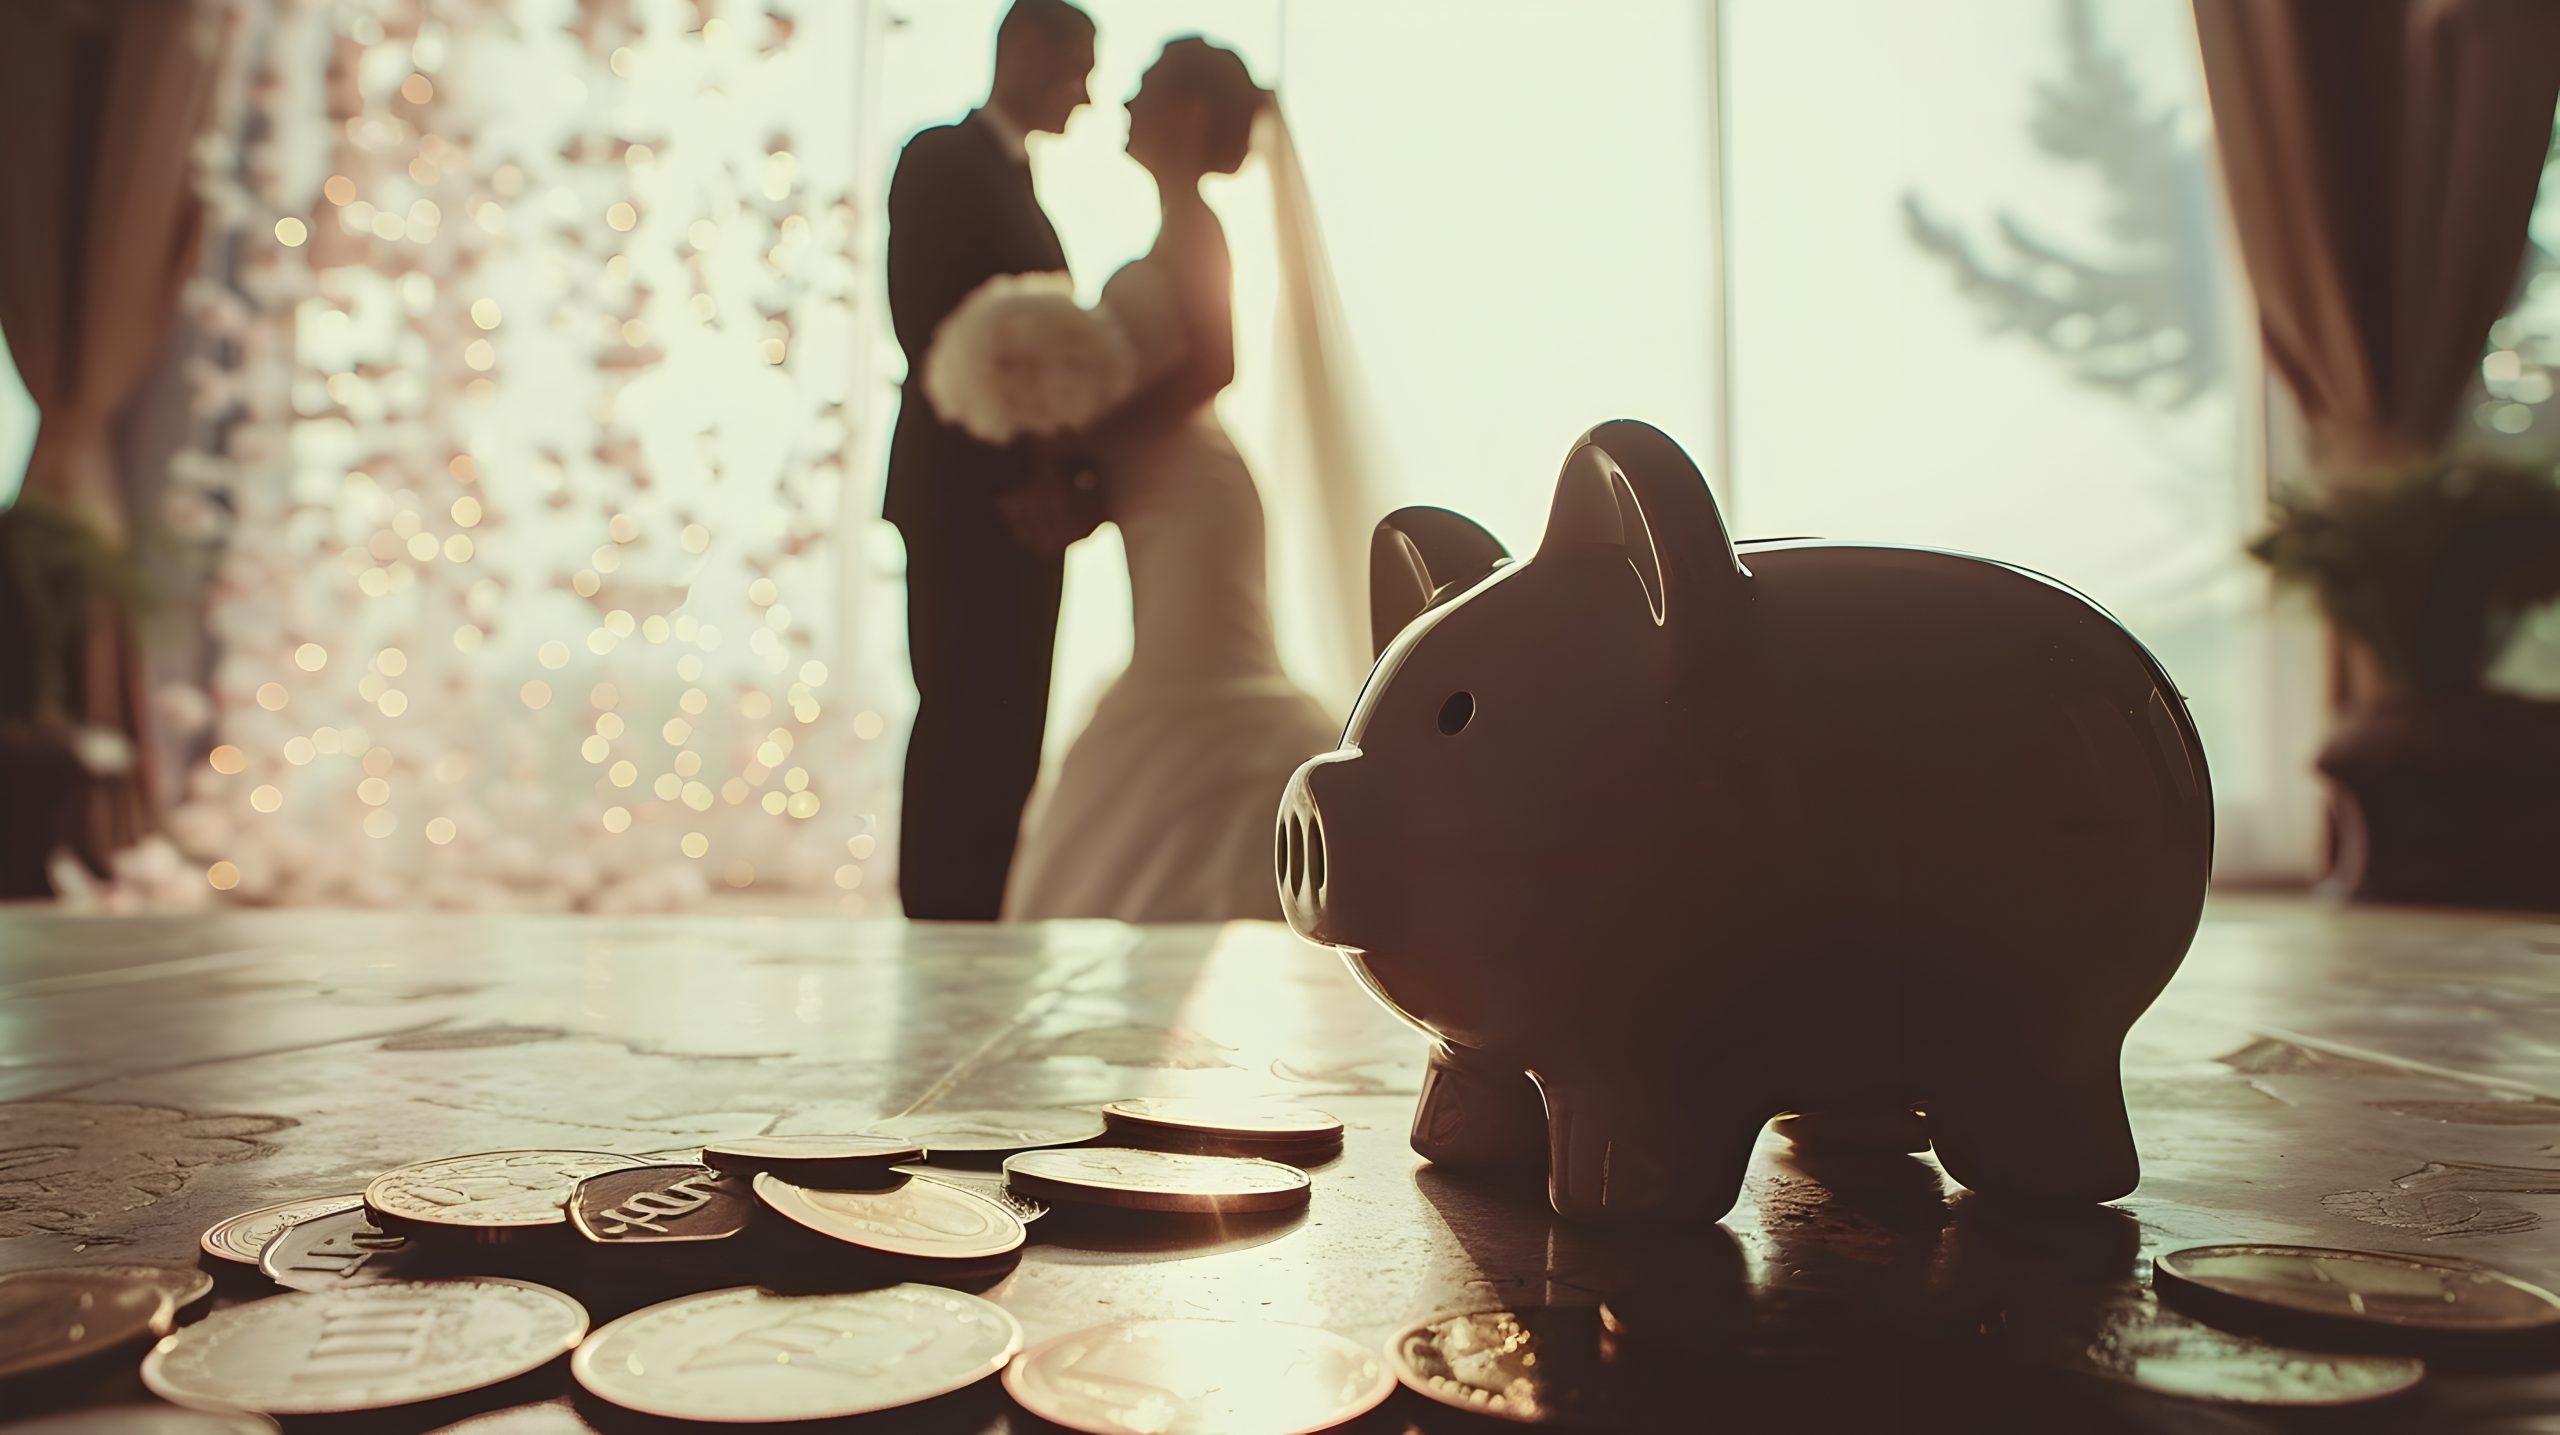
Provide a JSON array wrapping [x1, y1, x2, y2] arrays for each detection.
[[1277, 753, 1347, 943]]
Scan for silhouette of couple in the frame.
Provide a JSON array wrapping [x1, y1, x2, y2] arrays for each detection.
[[885, 0, 1375, 923]]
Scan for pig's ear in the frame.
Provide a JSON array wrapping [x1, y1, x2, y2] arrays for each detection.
[[1370, 507, 1510, 655], [1536, 419, 1746, 625]]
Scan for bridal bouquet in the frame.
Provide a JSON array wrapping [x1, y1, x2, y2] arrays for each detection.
[[923, 272, 1136, 445]]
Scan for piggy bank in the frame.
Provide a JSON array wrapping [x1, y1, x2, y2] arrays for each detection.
[[1277, 419, 2211, 1222]]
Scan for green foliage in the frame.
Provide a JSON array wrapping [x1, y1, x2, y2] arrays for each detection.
[[2249, 458, 2560, 696], [0, 498, 148, 727]]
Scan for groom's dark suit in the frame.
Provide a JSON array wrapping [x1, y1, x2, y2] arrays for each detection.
[[884, 112, 1068, 920]]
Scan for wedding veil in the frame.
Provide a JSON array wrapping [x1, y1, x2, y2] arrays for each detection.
[[1232, 103, 1387, 714]]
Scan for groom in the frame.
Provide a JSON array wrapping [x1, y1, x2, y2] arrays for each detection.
[[883, 0, 1099, 920]]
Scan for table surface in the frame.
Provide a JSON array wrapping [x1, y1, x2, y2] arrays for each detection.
[[6, 897, 2560, 1431]]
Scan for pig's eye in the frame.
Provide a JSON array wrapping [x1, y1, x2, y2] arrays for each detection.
[[1437, 691, 1475, 736]]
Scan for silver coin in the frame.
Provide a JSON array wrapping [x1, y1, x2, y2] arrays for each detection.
[[1102, 1098, 1343, 1142], [421, 1404, 595, 1434], [365, 1151, 646, 1238], [700, 1134, 925, 1182], [1005, 1318, 1393, 1435], [140, 1278, 590, 1415], [895, 1165, 1050, 1223], [1390, 1307, 1624, 1425], [0, 1408, 278, 1435], [1002, 1147, 1311, 1215], [199, 1192, 367, 1265], [0, 1269, 176, 1381], [572, 1283, 1021, 1422], [753, 1171, 1026, 1261], [259, 1207, 429, 1292], [862, 1108, 1107, 1154], [2156, 1244, 2560, 1337]]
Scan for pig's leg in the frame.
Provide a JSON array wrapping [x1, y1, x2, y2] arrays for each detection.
[[1928, 1045, 2138, 1204], [1411, 1042, 1549, 1172], [1534, 1065, 1764, 1222]]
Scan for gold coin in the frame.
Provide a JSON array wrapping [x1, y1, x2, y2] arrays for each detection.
[[1002, 1147, 1311, 1215], [199, 1192, 367, 1264], [572, 1284, 1020, 1421], [0, 1270, 176, 1382], [2055, 1289, 2425, 1406], [862, 1108, 1107, 1154], [2156, 1244, 2560, 1337], [752, 1171, 1027, 1260], [140, 1278, 589, 1416], [364, 1150, 646, 1238], [1004, 1318, 1392, 1435], [1390, 1306, 1624, 1425], [1102, 1098, 1342, 1142]]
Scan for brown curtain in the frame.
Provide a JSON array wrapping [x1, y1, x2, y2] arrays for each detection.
[[0, 0, 228, 866], [2193, 0, 2560, 471]]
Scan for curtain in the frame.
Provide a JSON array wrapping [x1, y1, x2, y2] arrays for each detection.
[[2193, 0, 2560, 471], [0, 0, 229, 863]]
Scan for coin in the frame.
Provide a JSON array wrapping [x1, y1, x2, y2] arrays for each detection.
[[1390, 1306, 1626, 1425], [571, 1283, 1021, 1422], [753, 1171, 1026, 1261], [365, 1150, 647, 1240], [38, 1264, 215, 1318], [701, 1134, 925, 1184], [1004, 1318, 1393, 1435], [2156, 1244, 2560, 1344], [200, 1192, 367, 1265], [140, 1278, 590, 1415], [0, 1269, 177, 1382], [862, 1108, 1107, 1154], [896, 1165, 1050, 1223], [1102, 1098, 1343, 1142], [569, 1164, 753, 1245], [1002, 1147, 1312, 1215], [0, 1408, 278, 1434], [259, 1207, 433, 1292], [2049, 1288, 2425, 1406], [421, 1406, 592, 1435]]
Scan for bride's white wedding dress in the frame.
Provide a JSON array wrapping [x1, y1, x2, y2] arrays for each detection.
[[1004, 256, 1340, 922]]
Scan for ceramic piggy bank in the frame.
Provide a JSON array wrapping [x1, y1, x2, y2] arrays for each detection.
[[1277, 419, 2211, 1222]]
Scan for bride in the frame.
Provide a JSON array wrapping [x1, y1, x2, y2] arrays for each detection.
[[1004, 37, 1375, 922]]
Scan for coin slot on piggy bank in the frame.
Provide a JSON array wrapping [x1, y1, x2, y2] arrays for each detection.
[[1280, 418, 2213, 1223]]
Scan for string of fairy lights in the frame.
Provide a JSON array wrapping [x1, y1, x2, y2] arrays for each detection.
[[165, 0, 891, 911]]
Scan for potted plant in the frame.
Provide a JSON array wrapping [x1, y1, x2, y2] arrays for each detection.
[[2249, 455, 2560, 910], [0, 496, 150, 898]]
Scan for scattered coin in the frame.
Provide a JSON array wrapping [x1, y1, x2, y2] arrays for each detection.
[[753, 1171, 1026, 1261], [1390, 1306, 1626, 1425], [365, 1150, 647, 1241], [50, 1265, 214, 1319], [0, 1408, 278, 1434], [421, 1403, 594, 1434], [896, 1165, 1050, 1223], [2156, 1244, 2560, 1346], [0, 1269, 177, 1382], [1005, 1318, 1392, 1435], [1102, 1098, 1342, 1143], [140, 1278, 590, 1416], [863, 1108, 1107, 1154], [701, 1134, 925, 1184], [2048, 1288, 2425, 1406], [259, 1207, 432, 1292], [1003, 1147, 1312, 1215], [569, 1164, 753, 1245], [572, 1283, 1021, 1422], [199, 1192, 367, 1265]]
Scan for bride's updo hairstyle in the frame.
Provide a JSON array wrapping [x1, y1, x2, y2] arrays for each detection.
[[1153, 36, 1269, 175]]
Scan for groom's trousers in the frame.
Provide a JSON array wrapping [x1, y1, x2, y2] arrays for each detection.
[[895, 516, 1064, 921]]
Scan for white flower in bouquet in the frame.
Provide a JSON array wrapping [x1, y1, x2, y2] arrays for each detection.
[[923, 271, 1136, 445]]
